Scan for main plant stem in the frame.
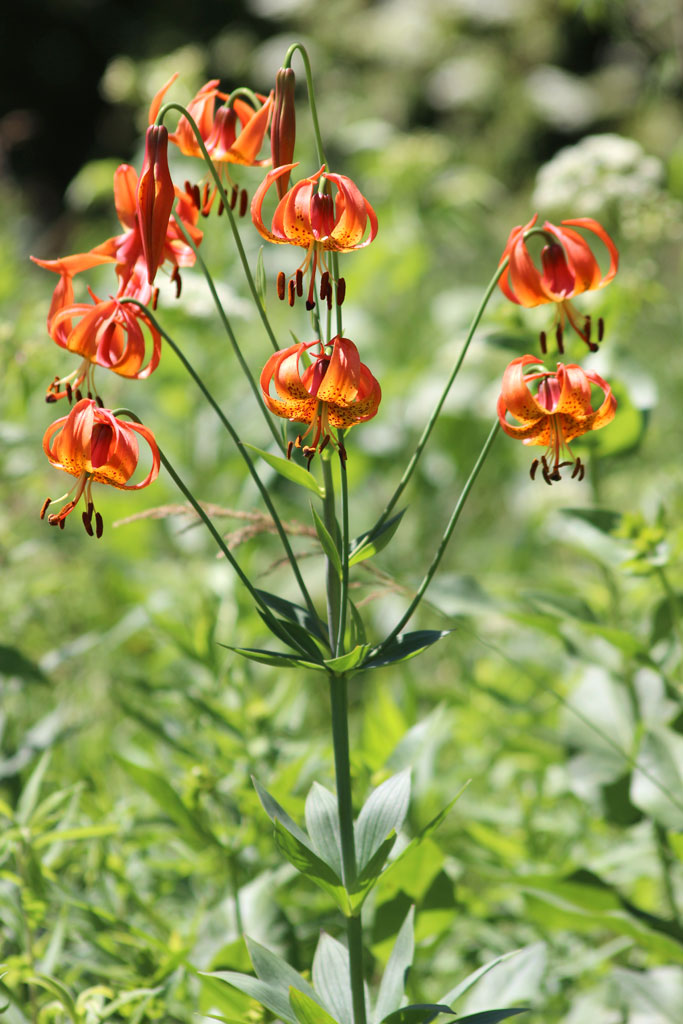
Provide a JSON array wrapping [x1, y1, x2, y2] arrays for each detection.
[[329, 674, 366, 1024]]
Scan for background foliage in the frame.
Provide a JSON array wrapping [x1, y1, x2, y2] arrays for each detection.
[[1, 1, 682, 1022]]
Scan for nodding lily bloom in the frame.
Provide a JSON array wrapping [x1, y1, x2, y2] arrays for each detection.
[[137, 125, 176, 285], [41, 399, 160, 536], [31, 162, 202, 310], [270, 67, 296, 198], [498, 215, 618, 352], [260, 336, 381, 462], [45, 288, 162, 402], [251, 163, 378, 309], [497, 354, 617, 484]]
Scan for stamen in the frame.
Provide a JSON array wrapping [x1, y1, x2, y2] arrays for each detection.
[[320, 271, 330, 300], [336, 278, 346, 306], [277, 271, 286, 301], [46, 393, 57, 403], [96, 395, 104, 408], [75, 389, 83, 402], [338, 440, 347, 463], [598, 317, 604, 342], [201, 183, 211, 216], [152, 287, 160, 310], [40, 498, 51, 519], [239, 189, 248, 218], [171, 266, 182, 299], [288, 278, 295, 306], [555, 323, 564, 355], [82, 502, 94, 536], [584, 315, 592, 345], [326, 288, 332, 311], [529, 459, 539, 480], [95, 512, 104, 539], [192, 184, 201, 209], [296, 268, 303, 297], [217, 198, 225, 216], [539, 330, 547, 355], [286, 440, 293, 459], [230, 184, 238, 210], [318, 434, 330, 454]]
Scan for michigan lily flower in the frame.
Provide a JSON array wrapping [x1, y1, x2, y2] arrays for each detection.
[[31, 162, 202, 311], [497, 354, 617, 483], [251, 164, 378, 309], [149, 75, 273, 214], [260, 336, 381, 462], [498, 215, 618, 351], [41, 399, 160, 536], [45, 286, 162, 401]]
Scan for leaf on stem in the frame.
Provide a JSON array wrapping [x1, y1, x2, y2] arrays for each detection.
[[290, 986, 341, 1024], [311, 504, 343, 580], [254, 588, 328, 643], [312, 933, 356, 1024], [220, 644, 325, 671], [373, 906, 415, 1023], [324, 645, 372, 674], [305, 783, 343, 880], [245, 444, 325, 497], [355, 769, 411, 872], [349, 509, 407, 567], [364, 631, 453, 669], [378, 1005, 454, 1024]]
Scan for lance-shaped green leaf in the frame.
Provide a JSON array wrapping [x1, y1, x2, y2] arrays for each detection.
[[290, 988, 341, 1024], [452, 1011, 527, 1023], [379, 1005, 454, 1024], [255, 608, 326, 663], [324, 645, 372, 675], [364, 632, 453, 670], [349, 509, 406, 566], [312, 933, 354, 1024], [244, 444, 325, 497], [254, 589, 328, 643], [221, 645, 324, 671], [117, 756, 220, 850], [311, 504, 343, 580], [28, 975, 77, 1021], [440, 950, 523, 1005], [306, 783, 343, 879], [373, 907, 415, 1024], [355, 769, 411, 872]]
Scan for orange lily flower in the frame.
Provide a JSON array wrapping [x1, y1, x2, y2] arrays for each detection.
[[45, 287, 162, 401], [498, 214, 618, 352], [251, 163, 378, 308], [31, 162, 202, 313], [41, 399, 160, 536], [260, 336, 381, 462], [497, 354, 617, 483]]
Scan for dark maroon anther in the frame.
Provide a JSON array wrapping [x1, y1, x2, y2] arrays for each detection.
[[59, 518, 65, 530], [152, 287, 160, 310], [286, 440, 293, 459], [584, 315, 592, 343], [40, 498, 51, 519], [184, 180, 194, 198], [556, 323, 564, 354], [598, 317, 604, 342], [277, 271, 286, 301], [239, 189, 248, 218], [87, 390, 93, 400], [296, 268, 303, 297], [336, 278, 346, 306], [75, 389, 83, 402], [230, 184, 238, 210], [578, 462, 585, 481], [318, 435, 330, 454], [218, 199, 225, 216], [530, 459, 539, 480], [338, 441, 347, 463], [82, 509, 94, 536], [95, 512, 104, 539], [539, 330, 547, 354], [46, 393, 57, 403], [306, 298, 316, 311], [171, 266, 182, 298], [288, 279, 295, 306], [192, 184, 201, 208], [96, 395, 104, 408], [66, 383, 73, 403], [201, 183, 211, 216], [320, 271, 330, 300], [326, 289, 333, 310]]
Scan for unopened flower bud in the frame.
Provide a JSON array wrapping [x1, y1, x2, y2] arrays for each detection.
[[271, 67, 296, 199]]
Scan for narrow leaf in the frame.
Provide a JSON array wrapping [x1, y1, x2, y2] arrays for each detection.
[[324, 645, 371, 675], [379, 1005, 454, 1024], [356, 769, 411, 871], [221, 645, 323, 671], [205, 971, 296, 1024], [28, 975, 77, 1021], [290, 986, 340, 1024], [252, 777, 312, 849], [313, 933, 353, 1024], [254, 589, 328, 643], [349, 509, 407, 566], [245, 444, 325, 497], [381, 783, 470, 889], [364, 632, 453, 670], [247, 937, 322, 1004], [255, 609, 325, 663], [440, 950, 522, 1006], [273, 821, 349, 913], [374, 907, 415, 1024], [311, 505, 343, 579], [16, 750, 51, 825], [305, 783, 343, 879], [454, 1011, 527, 1023]]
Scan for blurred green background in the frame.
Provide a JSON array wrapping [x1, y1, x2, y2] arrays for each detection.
[[2, 1, 683, 1022]]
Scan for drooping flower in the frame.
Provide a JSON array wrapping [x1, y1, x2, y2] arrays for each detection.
[[44, 287, 162, 401], [251, 163, 378, 309], [498, 215, 618, 351], [31, 162, 202, 311], [137, 124, 176, 285], [41, 399, 160, 536], [260, 336, 381, 462], [497, 354, 617, 483]]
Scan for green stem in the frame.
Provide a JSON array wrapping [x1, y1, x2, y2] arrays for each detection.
[[283, 43, 326, 168], [654, 822, 681, 924], [170, 206, 284, 450], [321, 451, 342, 649], [374, 259, 508, 533], [336, 441, 350, 657], [328, 674, 367, 1024], [157, 101, 280, 352], [120, 300, 318, 621], [378, 419, 500, 651], [656, 566, 683, 668]]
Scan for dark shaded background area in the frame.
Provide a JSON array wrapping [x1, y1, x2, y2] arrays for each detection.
[[0, 0, 269, 222]]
